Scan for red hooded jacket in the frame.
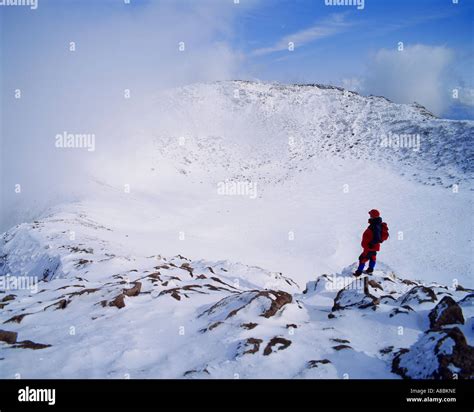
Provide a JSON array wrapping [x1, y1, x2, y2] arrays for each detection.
[[361, 217, 383, 252]]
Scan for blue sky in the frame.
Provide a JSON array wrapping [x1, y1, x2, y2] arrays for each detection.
[[234, 0, 474, 118], [237, 0, 473, 78], [1, 0, 473, 118]]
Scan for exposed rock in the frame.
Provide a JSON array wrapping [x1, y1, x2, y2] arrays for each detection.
[[4, 313, 30, 324], [159, 285, 207, 301], [383, 277, 396, 283], [307, 359, 331, 368], [399, 285, 437, 306], [392, 327, 474, 379], [379, 346, 394, 355], [210, 277, 238, 290], [389, 305, 414, 318], [263, 337, 291, 356], [123, 282, 142, 297], [208, 321, 222, 331], [380, 295, 397, 304], [458, 293, 474, 307], [331, 338, 350, 344], [367, 279, 383, 291], [183, 367, 209, 377], [199, 290, 292, 322], [67, 288, 100, 298], [0, 330, 18, 344], [44, 299, 69, 311], [241, 322, 258, 330], [240, 338, 263, 355], [1, 294, 16, 303], [180, 263, 194, 277], [428, 296, 464, 330], [147, 272, 162, 282], [332, 344, 352, 351], [171, 291, 181, 301], [109, 294, 126, 309], [332, 286, 379, 311], [159, 288, 182, 300], [74, 259, 92, 268], [13, 340, 52, 350], [69, 246, 93, 254], [456, 284, 474, 292], [55, 284, 85, 291], [261, 291, 292, 317]]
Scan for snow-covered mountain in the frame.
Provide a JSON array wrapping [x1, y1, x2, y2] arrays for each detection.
[[143, 80, 473, 188], [1, 81, 473, 378]]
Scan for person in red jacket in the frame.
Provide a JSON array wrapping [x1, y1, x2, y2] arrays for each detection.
[[354, 209, 388, 276]]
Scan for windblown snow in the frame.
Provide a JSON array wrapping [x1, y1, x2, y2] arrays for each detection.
[[1, 81, 473, 378]]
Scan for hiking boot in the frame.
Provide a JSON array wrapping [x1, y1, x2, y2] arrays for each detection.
[[353, 269, 363, 277], [366, 267, 374, 274]]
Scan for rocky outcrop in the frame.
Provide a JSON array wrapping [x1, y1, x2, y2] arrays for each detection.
[[1, 294, 16, 303], [0, 330, 50, 350], [0, 329, 18, 344], [263, 337, 292, 356], [123, 282, 142, 297], [399, 286, 437, 306], [458, 293, 474, 306], [241, 322, 258, 330], [109, 294, 126, 309], [389, 305, 414, 318], [307, 359, 331, 368], [332, 286, 378, 311], [199, 290, 292, 322], [13, 340, 52, 350], [4, 313, 31, 324], [44, 299, 69, 311], [428, 296, 464, 330], [261, 291, 293, 318], [332, 344, 352, 351], [392, 327, 474, 379], [239, 338, 263, 355]]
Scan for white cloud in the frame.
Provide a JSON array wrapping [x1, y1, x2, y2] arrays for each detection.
[[362, 44, 454, 115], [342, 77, 364, 92], [459, 87, 474, 107], [0, 0, 250, 231], [252, 14, 352, 56]]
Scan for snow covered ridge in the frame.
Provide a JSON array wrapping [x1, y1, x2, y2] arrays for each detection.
[[0, 214, 472, 378], [148, 80, 474, 189]]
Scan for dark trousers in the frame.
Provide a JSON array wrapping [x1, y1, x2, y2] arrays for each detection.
[[358, 251, 377, 271]]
